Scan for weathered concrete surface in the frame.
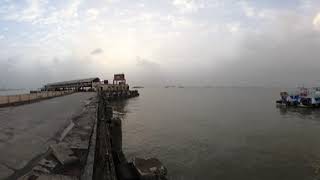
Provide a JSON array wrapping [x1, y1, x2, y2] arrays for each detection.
[[0, 92, 95, 179], [50, 143, 78, 165], [37, 174, 77, 180], [0, 164, 13, 179]]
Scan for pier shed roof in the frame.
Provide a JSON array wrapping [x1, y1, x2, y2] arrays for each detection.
[[46, 77, 100, 86], [45, 77, 100, 90]]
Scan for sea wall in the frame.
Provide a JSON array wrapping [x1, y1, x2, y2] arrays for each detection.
[[8, 89, 167, 180], [101, 90, 140, 101], [92, 92, 117, 180], [89, 90, 167, 180], [0, 91, 73, 107]]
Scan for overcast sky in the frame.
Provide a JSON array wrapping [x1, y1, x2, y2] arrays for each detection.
[[1, 0, 320, 88]]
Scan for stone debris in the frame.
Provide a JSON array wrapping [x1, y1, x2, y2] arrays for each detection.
[[17, 173, 38, 180], [38, 159, 58, 170], [31, 158, 59, 174], [50, 143, 78, 165], [64, 135, 89, 150], [0, 164, 14, 179], [33, 165, 51, 174], [133, 157, 167, 180], [37, 174, 78, 180]]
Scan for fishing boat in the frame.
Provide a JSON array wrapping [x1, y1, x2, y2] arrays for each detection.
[[276, 87, 320, 108]]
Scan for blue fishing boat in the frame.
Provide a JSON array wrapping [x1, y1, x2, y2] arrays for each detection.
[[276, 87, 320, 108]]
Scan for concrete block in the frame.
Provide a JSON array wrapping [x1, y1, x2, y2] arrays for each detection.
[[0, 96, 8, 105], [33, 165, 51, 174], [38, 158, 58, 170], [0, 164, 14, 179], [9, 95, 19, 103], [29, 94, 37, 100], [37, 174, 78, 180], [50, 143, 78, 165], [133, 157, 167, 180], [20, 94, 30, 101]]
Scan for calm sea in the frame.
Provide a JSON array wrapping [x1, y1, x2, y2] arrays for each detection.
[[112, 87, 320, 180]]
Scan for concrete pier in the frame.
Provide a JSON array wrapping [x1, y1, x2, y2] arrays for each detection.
[[0, 88, 167, 180], [0, 92, 95, 179], [0, 91, 73, 107]]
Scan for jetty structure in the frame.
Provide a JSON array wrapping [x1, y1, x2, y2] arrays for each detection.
[[43, 77, 101, 91], [0, 74, 167, 180]]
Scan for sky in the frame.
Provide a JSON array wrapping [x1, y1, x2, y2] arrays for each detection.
[[1, 0, 320, 88]]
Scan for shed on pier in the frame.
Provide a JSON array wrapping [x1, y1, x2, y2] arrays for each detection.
[[44, 77, 101, 91]]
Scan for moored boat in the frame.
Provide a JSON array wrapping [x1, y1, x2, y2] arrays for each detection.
[[276, 87, 320, 108]]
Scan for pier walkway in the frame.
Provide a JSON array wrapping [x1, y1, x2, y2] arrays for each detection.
[[0, 93, 95, 179]]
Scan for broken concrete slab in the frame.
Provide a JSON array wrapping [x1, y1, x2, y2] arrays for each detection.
[[17, 172, 38, 180], [0, 164, 14, 179], [63, 136, 89, 150], [133, 157, 167, 180], [59, 122, 75, 142], [33, 165, 50, 174], [50, 143, 78, 165], [38, 159, 58, 170], [37, 174, 78, 180]]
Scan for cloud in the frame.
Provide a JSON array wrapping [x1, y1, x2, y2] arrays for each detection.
[[2, 0, 47, 23], [136, 56, 159, 67], [0, 55, 107, 88], [239, 1, 255, 17], [1, 0, 320, 88], [31, 0, 81, 26], [106, 0, 119, 3], [211, 12, 320, 87], [172, 0, 205, 13], [90, 48, 103, 55], [226, 23, 240, 33], [86, 8, 99, 21], [313, 13, 320, 30]]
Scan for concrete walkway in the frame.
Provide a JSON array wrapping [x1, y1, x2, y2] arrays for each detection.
[[0, 92, 96, 179]]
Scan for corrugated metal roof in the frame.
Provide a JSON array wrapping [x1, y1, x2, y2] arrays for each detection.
[[46, 77, 100, 87]]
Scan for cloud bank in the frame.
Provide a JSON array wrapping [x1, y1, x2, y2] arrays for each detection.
[[0, 0, 320, 88]]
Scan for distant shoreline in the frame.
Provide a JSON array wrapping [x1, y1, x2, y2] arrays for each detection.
[[0, 89, 25, 91]]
